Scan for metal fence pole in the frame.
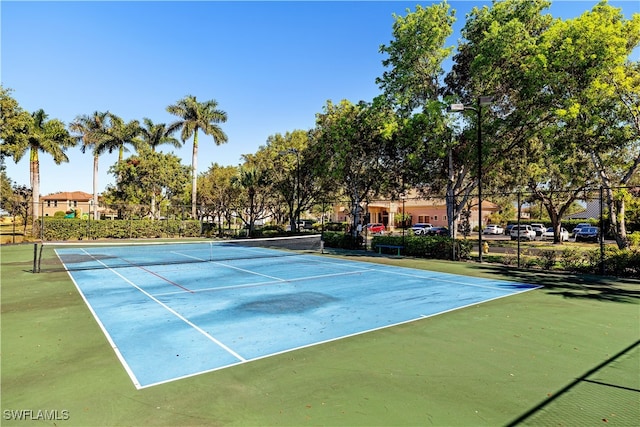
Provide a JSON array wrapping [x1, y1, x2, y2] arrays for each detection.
[[517, 192, 521, 268], [600, 186, 605, 275]]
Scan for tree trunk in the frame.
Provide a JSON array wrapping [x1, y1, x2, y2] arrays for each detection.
[[191, 131, 199, 219], [30, 149, 40, 232], [93, 154, 99, 220]]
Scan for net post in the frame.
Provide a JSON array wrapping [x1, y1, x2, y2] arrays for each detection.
[[32, 243, 39, 273]]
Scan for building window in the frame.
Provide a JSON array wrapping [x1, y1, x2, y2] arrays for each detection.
[[73, 201, 78, 207], [47, 201, 51, 207], [54, 201, 58, 207], [434, 215, 438, 221]]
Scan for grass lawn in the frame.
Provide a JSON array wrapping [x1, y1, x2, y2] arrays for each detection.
[[1, 243, 638, 426]]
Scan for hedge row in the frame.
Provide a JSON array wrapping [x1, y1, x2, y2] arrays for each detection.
[[371, 235, 472, 260], [321, 232, 471, 260], [38, 218, 202, 240]]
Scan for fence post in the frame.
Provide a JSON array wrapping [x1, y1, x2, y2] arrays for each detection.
[[600, 186, 605, 275], [517, 191, 521, 268], [32, 243, 38, 273]]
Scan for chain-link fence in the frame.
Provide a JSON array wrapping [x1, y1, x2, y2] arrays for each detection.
[[5, 186, 638, 276]]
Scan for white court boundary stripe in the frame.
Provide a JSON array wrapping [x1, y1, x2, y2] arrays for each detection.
[[78, 249, 247, 368], [54, 249, 143, 388]]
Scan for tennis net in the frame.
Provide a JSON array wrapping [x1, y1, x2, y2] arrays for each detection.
[[33, 235, 323, 273]]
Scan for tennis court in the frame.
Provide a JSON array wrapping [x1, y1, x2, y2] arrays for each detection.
[[51, 237, 539, 389]]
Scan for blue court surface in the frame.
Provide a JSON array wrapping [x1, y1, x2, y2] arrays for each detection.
[[58, 244, 539, 389]]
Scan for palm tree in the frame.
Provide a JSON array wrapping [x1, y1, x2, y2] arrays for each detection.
[[100, 113, 141, 164], [233, 167, 266, 236], [139, 117, 181, 152], [166, 95, 228, 218], [138, 118, 181, 218], [10, 109, 76, 224], [69, 111, 109, 220]]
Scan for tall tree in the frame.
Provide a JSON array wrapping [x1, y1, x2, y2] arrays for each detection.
[[138, 117, 181, 218], [377, 2, 455, 117], [232, 166, 269, 235], [69, 111, 110, 220], [198, 163, 239, 234], [377, 2, 463, 233], [166, 95, 228, 219], [139, 118, 181, 152], [539, 1, 640, 248], [311, 99, 396, 235], [9, 109, 76, 223], [102, 148, 189, 219], [99, 113, 141, 164], [247, 130, 319, 232], [0, 86, 33, 162]]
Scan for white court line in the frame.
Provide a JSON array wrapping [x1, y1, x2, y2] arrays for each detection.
[[78, 249, 247, 368], [155, 269, 366, 296], [55, 250, 143, 389], [175, 251, 286, 281]]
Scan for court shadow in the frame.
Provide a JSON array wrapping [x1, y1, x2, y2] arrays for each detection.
[[505, 339, 640, 426], [478, 264, 640, 304]]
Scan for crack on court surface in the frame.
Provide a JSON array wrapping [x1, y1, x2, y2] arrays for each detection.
[[236, 291, 338, 314]]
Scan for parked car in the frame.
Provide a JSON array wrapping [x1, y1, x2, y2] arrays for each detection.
[[541, 227, 569, 241], [510, 224, 536, 241], [530, 223, 546, 236], [571, 223, 592, 237], [504, 224, 516, 235], [426, 226, 449, 236], [575, 226, 600, 242], [285, 220, 314, 231], [482, 224, 504, 235], [366, 223, 386, 234], [411, 223, 433, 235]]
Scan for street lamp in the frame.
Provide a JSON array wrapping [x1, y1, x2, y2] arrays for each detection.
[[279, 148, 300, 232], [450, 96, 493, 262]]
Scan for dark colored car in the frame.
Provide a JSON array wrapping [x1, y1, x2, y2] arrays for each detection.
[[426, 226, 449, 236], [575, 226, 600, 242]]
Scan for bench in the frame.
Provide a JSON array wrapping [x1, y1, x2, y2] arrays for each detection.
[[376, 244, 404, 256]]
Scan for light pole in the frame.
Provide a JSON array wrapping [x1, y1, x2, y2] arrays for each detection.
[[280, 148, 300, 232], [450, 96, 492, 262]]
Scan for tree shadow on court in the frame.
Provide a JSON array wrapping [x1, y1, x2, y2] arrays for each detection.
[[504, 339, 640, 426], [478, 264, 640, 304]]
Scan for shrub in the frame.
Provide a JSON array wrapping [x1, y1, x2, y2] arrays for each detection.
[[539, 250, 557, 270], [370, 235, 470, 260], [627, 231, 640, 247], [322, 231, 363, 249], [559, 248, 586, 272], [323, 222, 347, 232]]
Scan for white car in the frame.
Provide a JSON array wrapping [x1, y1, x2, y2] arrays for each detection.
[[530, 223, 546, 236], [411, 223, 433, 235], [482, 225, 504, 235], [541, 227, 569, 241], [510, 225, 536, 241]]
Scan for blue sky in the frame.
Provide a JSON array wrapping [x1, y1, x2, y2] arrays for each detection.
[[2, 0, 638, 196]]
